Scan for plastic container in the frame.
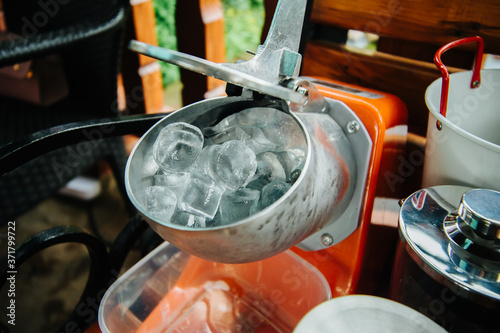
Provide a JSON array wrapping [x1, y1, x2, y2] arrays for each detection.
[[98, 242, 331, 333]]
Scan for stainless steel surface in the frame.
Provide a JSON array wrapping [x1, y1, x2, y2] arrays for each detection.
[[444, 188, 500, 275], [293, 295, 448, 333], [223, 0, 305, 83], [125, 95, 357, 263], [399, 186, 500, 302], [129, 0, 309, 105], [129, 41, 306, 105]]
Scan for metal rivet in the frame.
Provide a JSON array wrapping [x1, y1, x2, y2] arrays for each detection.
[[472, 80, 480, 88], [347, 120, 360, 133], [321, 233, 334, 246], [436, 120, 443, 131]]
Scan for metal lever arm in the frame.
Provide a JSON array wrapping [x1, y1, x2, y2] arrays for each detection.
[[129, 0, 310, 104], [129, 41, 307, 105], [223, 0, 307, 82]]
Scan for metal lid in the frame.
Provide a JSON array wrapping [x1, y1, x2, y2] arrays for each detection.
[[399, 186, 500, 302]]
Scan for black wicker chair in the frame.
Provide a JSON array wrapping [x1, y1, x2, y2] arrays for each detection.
[[0, 1, 165, 331], [0, 0, 130, 222]]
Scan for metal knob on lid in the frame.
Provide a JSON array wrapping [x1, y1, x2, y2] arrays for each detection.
[[444, 189, 500, 275], [459, 189, 500, 240]]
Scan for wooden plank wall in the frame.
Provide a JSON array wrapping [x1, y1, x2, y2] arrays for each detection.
[[302, 0, 500, 136], [311, 0, 500, 53]]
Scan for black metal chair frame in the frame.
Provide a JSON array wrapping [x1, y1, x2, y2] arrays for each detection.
[[0, 114, 168, 332]]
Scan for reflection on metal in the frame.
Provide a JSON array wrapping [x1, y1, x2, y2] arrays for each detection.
[[126, 0, 373, 260], [297, 98, 371, 251], [124, 96, 360, 263], [399, 185, 500, 301]]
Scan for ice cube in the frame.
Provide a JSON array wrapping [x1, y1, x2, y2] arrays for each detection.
[[255, 151, 287, 183], [171, 209, 206, 228], [259, 180, 291, 210], [154, 172, 190, 198], [202, 113, 239, 137], [144, 185, 177, 222], [193, 145, 222, 176], [179, 171, 225, 219], [219, 188, 260, 224], [209, 140, 257, 190], [153, 122, 204, 173], [204, 126, 243, 145], [237, 107, 281, 128], [238, 126, 279, 155], [260, 111, 306, 151], [245, 175, 271, 191], [207, 209, 222, 227], [274, 150, 306, 182]]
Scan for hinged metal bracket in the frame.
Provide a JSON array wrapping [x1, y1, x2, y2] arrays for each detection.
[[129, 0, 309, 105]]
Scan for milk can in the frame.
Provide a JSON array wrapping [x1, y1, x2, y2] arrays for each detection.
[[391, 186, 500, 332]]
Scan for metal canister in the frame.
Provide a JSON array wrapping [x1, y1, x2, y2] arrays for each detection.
[[391, 186, 500, 333]]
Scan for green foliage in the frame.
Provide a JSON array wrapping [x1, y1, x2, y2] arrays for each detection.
[[222, 0, 265, 62], [153, 0, 179, 87], [152, 0, 264, 87], [222, 0, 263, 10]]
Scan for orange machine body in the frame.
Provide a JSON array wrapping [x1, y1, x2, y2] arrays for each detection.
[[292, 76, 407, 296]]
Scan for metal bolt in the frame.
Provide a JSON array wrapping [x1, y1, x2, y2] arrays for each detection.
[[347, 120, 360, 133], [436, 120, 443, 131], [321, 233, 334, 246], [296, 86, 309, 96], [472, 80, 480, 88]]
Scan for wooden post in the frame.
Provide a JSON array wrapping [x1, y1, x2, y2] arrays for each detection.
[[176, 0, 226, 105], [129, 0, 164, 113]]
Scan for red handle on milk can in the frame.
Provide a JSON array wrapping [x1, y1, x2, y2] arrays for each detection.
[[434, 36, 484, 117]]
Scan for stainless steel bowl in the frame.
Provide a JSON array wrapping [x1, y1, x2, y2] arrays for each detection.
[[125, 94, 356, 263]]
